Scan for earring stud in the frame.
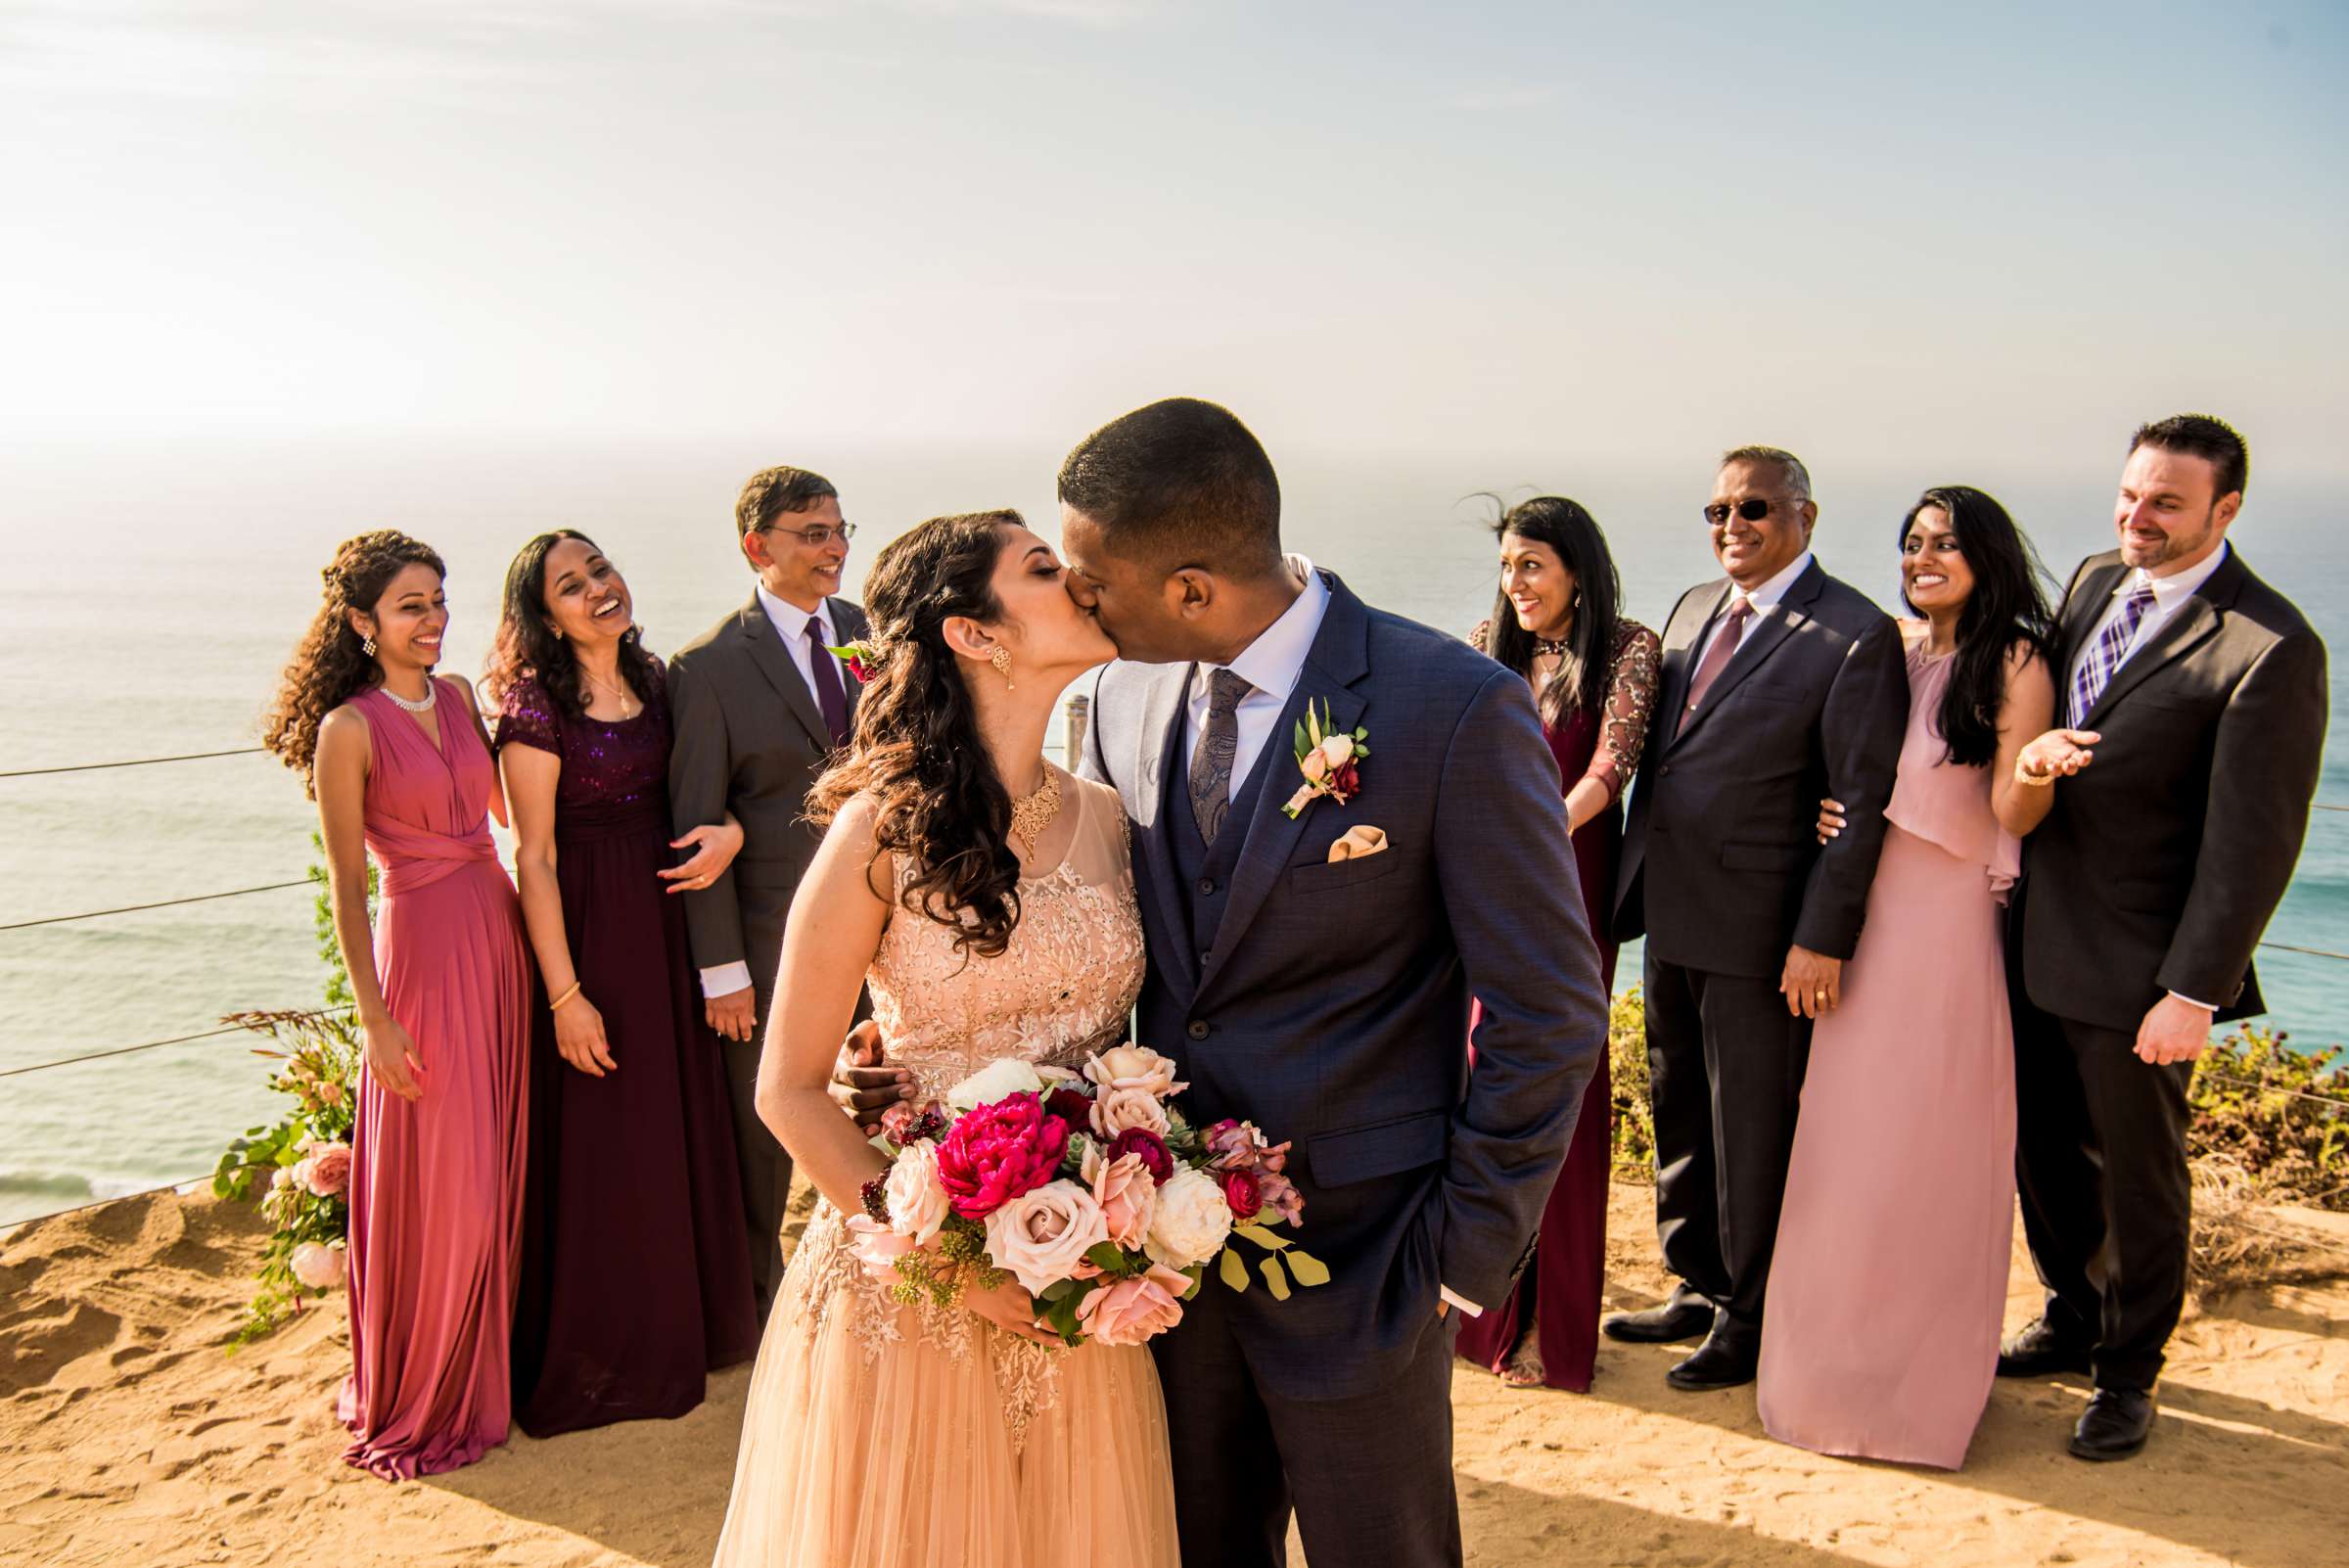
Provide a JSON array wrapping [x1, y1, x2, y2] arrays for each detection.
[[990, 646, 1014, 689]]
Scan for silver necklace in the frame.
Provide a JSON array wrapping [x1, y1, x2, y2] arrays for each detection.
[[383, 681, 436, 715]]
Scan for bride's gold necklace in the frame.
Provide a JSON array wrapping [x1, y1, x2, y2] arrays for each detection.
[[1009, 767, 1063, 856]]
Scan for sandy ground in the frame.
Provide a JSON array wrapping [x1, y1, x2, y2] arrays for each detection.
[[4, 1182, 2346, 1568]]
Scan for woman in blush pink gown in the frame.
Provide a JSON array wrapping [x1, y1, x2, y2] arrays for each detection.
[[1757, 487, 2058, 1468], [263, 531, 533, 1480]]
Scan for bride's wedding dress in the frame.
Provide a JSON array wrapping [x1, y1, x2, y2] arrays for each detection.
[[711, 770, 1180, 1567]]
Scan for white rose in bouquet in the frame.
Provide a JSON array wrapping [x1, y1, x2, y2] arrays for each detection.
[[983, 1179, 1110, 1297], [1144, 1166, 1234, 1271], [884, 1141, 950, 1245], [946, 1057, 1045, 1114]]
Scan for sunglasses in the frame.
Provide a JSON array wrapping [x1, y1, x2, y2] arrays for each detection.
[[763, 520, 857, 546], [1702, 497, 1800, 528]]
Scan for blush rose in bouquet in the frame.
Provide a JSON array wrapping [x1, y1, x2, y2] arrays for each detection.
[[850, 1041, 1328, 1346]]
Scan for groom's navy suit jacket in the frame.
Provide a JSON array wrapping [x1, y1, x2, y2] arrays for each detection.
[[1082, 570, 1606, 1401]]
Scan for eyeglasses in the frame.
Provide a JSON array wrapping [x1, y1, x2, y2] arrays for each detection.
[[762, 520, 857, 546], [1702, 497, 1799, 528]]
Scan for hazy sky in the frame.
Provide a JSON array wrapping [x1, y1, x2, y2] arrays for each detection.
[[5, 1, 2345, 475]]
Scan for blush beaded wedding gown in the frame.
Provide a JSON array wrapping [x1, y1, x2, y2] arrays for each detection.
[[710, 770, 1180, 1567]]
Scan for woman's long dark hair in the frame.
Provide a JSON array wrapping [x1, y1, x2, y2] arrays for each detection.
[[261, 530, 446, 797], [1899, 486, 2055, 769], [483, 529, 658, 721], [1483, 495, 1623, 725], [808, 510, 1026, 960]]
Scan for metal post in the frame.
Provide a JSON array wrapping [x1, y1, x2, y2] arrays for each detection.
[[1062, 693, 1090, 769]]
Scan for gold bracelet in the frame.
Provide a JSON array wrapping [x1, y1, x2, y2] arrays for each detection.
[[2013, 761, 2055, 788], [549, 981, 584, 1011]]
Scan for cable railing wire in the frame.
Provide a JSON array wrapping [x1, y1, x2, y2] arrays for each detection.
[[0, 746, 266, 779], [2, 1175, 215, 1232], [0, 879, 313, 932], [0, 1008, 351, 1080]]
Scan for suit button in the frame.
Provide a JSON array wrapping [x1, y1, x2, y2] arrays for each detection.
[[1200, 951, 1213, 967], [1186, 1020, 1210, 1040], [1197, 877, 1217, 895], [1660, 763, 1673, 776]]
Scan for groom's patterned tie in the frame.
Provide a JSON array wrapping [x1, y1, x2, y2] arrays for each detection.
[[1189, 668, 1255, 848], [2066, 581, 2157, 728]]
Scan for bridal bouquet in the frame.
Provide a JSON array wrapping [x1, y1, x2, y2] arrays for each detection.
[[850, 1043, 1327, 1346]]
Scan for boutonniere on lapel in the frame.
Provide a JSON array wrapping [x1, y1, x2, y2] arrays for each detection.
[[824, 641, 877, 684], [1281, 700, 1369, 819]]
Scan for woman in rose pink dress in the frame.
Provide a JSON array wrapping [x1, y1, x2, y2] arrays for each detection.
[[1758, 487, 2057, 1468], [262, 530, 532, 1479]]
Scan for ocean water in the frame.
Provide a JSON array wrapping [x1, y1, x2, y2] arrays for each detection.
[[3, 435, 2342, 1228]]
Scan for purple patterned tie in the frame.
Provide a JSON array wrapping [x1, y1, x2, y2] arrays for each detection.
[[1188, 669, 1255, 847], [806, 619, 851, 748], [2067, 582, 2156, 728]]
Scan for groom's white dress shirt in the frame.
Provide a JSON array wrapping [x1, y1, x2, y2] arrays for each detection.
[[1181, 556, 1484, 1319], [697, 583, 849, 1002]]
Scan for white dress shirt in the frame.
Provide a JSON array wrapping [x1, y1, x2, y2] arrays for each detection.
[[1181, 558, 1484, 1317], [699, 584, 848, 1001], [1182, 556, 1330, 782], [2064, 540, 2231, 692], [2063, 540, 2233, 1012], [1690, 549, 1816, 670]]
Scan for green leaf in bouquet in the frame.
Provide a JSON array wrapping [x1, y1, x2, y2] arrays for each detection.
[[1293, 719, 1310, 758], [1041, 1287, 1085, 1345], [1083, 1241, 1131, 1276], [1284, 1248, 1331, 1287], [1259, 1254, 1292, 1301], [1180, 1263, 1205, 1301], [1219, 1245, 1251, 1293], [1232, 1223, 1290, 1250], [1038, 1278, 1076, 1303]]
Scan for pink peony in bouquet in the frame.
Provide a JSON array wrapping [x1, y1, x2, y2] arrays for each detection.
[[851, 1043, 1327, 1346]]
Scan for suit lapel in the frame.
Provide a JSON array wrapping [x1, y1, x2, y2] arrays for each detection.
[[1198, 576, 1371, 1002], [1659, 581, 1731, 751], [2084, 551, 2241, 726], [2057, 558, 2129, 670], [737, 594, 830, 753], [1669, 563, 1820, 750], [1125, 664, 1198, 996]]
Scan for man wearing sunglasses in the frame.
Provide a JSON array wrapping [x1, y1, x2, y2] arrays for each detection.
[[1608, 445, 1909, 1391], [668, 464, 870, 1318]]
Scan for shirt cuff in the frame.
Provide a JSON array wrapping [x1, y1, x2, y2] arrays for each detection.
[[1439, 1284, 1484, 1317], [699, 962, 754, 1001], [2166, 991, 2220, 1012]]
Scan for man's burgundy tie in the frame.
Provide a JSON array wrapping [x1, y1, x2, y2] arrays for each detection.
[[806, 619, 851, 748], [1676, 597, 1754, 737]]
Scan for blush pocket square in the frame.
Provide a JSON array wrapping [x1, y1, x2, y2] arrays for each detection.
[[1326, 825, 1389, 862]]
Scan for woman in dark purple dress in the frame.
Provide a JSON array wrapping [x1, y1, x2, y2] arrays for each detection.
[[486, 530, 760, 1436], [1460, 496, 1659, 1391]]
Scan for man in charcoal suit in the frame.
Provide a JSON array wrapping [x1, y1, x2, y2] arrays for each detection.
[[1606, 445, 1910, 1391], [668, 464, 869, 1318], [1066, 398, 1605, 1567], [1996, 414, 2328, 1460]]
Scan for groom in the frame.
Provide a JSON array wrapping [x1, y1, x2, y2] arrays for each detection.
[[1063, 398, 1606, 1566]]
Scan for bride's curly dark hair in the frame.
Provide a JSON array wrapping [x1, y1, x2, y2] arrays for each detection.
[[260, 530, 446, 796], [809, 510, 1027, 959], [481, 529, 659, 722]]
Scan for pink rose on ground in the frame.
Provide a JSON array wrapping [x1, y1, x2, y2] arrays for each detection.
[[290, 1240, 345, 1290], [1106, 1127, 1174, 1185], [934, 1093, 1069, 1220], [301, 1141, 352, 1198], [1221, 1169, 1264, 1222], [1082, 1043, 1184, 1099], [1082, 1147, 1159, 1249], [846, 1215, 917, 1276], [1075, 1263, 1191, 1346], [1089, 1085, 1171, 1141], [883, 1141, 951, 1245], [982, 1179, 1109, 1297]]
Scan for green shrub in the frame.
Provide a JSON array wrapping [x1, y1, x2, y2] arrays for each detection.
[[2189, 1023, 2348, 1213], [1609, 987, 1654, 1179]]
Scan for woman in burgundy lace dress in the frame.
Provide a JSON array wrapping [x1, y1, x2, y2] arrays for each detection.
[[486, 530, 760, 1436], [1460, 496, 1659, 1391]]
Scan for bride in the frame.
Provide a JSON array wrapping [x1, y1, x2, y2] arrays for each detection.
[[711, 510, 1179, 1566]]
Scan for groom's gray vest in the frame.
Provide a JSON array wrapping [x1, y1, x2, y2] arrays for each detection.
[[1164, 718, 1274, 961]]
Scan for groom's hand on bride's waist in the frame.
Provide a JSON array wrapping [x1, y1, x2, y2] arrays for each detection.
[[829, 1019, 914, 1134]]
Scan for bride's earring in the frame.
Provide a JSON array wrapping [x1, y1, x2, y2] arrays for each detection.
[[990, 646, 1014, 690], [360, 630, 377, 656]]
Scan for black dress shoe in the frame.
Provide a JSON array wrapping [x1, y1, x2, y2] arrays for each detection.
[[1997, 1316, 2096, 1378], [1665, 1314, 1760, 1391], [2068, 1387, 2154, 1461], [1602, 1287, 1714, 1345]]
